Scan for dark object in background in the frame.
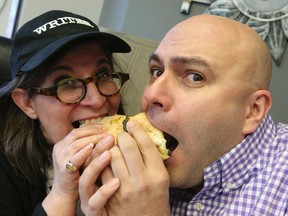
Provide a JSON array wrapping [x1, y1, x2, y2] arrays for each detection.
[[0, 36, 12, 86]]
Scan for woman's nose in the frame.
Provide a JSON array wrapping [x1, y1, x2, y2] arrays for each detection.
[[79, 82, 106, 107]]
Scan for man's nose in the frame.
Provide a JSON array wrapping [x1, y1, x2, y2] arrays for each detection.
[[142, 72, 172, 112]]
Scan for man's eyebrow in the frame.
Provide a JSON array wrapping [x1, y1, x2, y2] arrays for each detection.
[[149, 53, 211, 70], [149, 53, 160, 64], [170, 56, 210, 69]]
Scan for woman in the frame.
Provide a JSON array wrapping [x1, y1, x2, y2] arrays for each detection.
[[0, 10, 130, 215]]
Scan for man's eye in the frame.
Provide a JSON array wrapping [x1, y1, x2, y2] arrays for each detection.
[[186, 73, 204, 82], [151, 69, 163, 78]]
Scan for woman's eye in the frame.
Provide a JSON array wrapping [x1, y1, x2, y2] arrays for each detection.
[[186, 73, 204, 82], [59, 79, 79, 88], [97, 70, 110, 77], [59, 79, 73, 86], [151, 68, 163, 78], [96, 70, 112, 81]]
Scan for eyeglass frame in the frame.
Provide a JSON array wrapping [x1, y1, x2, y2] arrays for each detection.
[[27, 72, 129, 104]]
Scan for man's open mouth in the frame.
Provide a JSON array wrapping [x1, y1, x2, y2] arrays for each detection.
[[164, 133, 178, 155]]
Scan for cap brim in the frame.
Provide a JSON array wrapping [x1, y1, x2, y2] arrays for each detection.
[[21, 31, 131, 72]]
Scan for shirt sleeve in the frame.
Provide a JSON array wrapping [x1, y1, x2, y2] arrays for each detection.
[[0, 151, 46, 215], [32, 203, 47, 216]]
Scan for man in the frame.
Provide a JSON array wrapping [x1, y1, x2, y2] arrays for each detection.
[[79, 14, 288, 215]]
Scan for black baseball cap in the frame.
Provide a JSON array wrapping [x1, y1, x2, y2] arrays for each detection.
[[10, 10, 131, 78]]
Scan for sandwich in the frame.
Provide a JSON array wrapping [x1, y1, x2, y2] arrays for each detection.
[[81, 112, 170, 160]]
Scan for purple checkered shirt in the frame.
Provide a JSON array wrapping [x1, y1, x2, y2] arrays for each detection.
[[170, 114, 288, 215]]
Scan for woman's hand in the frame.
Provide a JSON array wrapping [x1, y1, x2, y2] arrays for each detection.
[[42, 124, 109, 215], [79, 150, 120, 216], [79, 134, 118, 216], [79, 121, 170, 216]]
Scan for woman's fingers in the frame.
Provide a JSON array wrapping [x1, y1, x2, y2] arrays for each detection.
[[67, 143, 94, 170], [84, 135, 115, 168], [111, 143, 135, 178], [85, 178, 120, 216], [79, 151, 110, 213]]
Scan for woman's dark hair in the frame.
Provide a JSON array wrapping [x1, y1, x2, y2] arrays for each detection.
[[0, 38, 125, 187], [0, 69, 53, 188]]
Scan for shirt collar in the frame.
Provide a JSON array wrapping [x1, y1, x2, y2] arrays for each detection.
[[202, 114, 276, 196]]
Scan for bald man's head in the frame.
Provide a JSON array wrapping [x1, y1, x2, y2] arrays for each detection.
[[158, 14, 272, 89]]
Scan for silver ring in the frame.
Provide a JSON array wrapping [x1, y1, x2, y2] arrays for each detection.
[[66, 160, 78, 172]]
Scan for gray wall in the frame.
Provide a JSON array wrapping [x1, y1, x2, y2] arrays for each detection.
[[7, 0, 105, 33], [100, 0, 206, 41], [100, 0, 288, 124]]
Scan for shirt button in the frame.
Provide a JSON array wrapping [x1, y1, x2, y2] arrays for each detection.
[[226, 182, 234, 189], [194, 202, 203, 211]]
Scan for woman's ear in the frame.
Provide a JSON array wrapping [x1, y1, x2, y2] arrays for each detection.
[[242, 90, 272, 135], [12, 88, 38, 119]]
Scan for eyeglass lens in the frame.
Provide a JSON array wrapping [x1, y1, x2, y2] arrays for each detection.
[[57, 79, 84, 103], [57, 74, 121, 103]]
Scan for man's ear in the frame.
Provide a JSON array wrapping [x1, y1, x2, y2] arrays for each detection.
[[12, 88, 38, 119], [242, 90, 272, 135]]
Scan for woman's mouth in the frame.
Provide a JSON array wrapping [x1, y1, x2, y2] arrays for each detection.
[[72, 116, 107, 128], [72, 121, 81, 128]]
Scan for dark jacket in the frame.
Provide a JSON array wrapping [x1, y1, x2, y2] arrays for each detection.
[[0, 151, 46, 216]]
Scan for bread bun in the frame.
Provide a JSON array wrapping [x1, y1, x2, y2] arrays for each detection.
[[81, 112, 169, 160]]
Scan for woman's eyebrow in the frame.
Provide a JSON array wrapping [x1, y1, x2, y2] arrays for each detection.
[[97, 58, 110, 66], [48, 58, 111, 74], [49, 65, 72, 73], [44, 66, 72, 84]]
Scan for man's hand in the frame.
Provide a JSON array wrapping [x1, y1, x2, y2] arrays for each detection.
[[79, 120, 170, 216]]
